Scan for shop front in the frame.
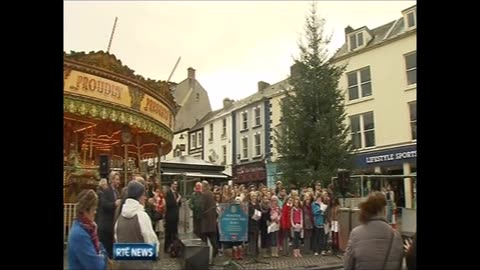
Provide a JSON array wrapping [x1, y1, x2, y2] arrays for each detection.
[[352, 144, 416, 208], [233, 161, 266, 185]]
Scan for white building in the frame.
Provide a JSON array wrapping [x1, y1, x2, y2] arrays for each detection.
[[332, 5, 417, 208], [202, 98, 236, 176]]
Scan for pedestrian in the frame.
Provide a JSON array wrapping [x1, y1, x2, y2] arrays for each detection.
[[164, 181, 181, 253], [290, 198, 303, 257], [200, 181, 219, 260], [114, 180, 159, 270], [312, 194, 326, 256], [343, 192, 404, 270], [269, 195, 281, 257], [259, 194, 271, 258], [97, 171, 121, 259], [279, 196, 292, 256], [302, 194, 314, 255], [189, 182, 203, 238], [95, 178, 108, 224], [67, 189, 108, 270]]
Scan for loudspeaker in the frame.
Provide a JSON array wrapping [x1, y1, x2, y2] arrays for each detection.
[[180, 239, 209, 270], [99, 155, 110, 175]]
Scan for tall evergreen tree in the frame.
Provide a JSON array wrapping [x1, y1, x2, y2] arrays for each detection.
[[274, 2, 352, 189]]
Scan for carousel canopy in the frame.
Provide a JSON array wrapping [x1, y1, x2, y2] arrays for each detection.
[[64, 51, 178, 167]]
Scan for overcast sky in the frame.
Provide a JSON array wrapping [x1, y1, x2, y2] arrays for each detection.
[[64, 1, 416, 110]]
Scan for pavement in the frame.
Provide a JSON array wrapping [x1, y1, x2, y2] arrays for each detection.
[[64, 234, 344, 270], [155, 252, 344, 270]]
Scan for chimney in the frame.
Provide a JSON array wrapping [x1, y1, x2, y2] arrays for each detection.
[[290, 63, 301, 78], [223, 98, 234, 108], [344, 25, 354, 34], [187, 67, 196, 80], [257, 81, 270, 92]]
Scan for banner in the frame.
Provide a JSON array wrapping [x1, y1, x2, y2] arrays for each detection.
[[218, 202, 248, 242]]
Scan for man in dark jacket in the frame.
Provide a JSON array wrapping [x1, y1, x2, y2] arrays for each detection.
[[189, 182, 203, 238], [200, 181, 218, 258], [164, 181, 181, 253], [97, 171, 121, 259]]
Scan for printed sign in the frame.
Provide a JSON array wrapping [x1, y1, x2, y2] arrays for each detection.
[[218, 202, 248, 242]]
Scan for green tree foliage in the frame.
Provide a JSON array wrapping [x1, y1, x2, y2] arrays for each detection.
[[274, 2, 353, 189]]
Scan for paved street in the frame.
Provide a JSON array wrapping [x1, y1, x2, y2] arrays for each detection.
[[64, 238, 344, 270], [154, 253, 344, 270]]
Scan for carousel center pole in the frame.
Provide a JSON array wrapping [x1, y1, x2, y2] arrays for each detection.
[[158, 142, 163, 188], [124, 144, 128, 187]]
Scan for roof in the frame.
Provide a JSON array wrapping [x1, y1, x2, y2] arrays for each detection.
[[229, 79, 289, 112], [332, 5, 416, 60], [194, 78, 290, 126], [163, 155, 221, 167], [190, 108, 222, 131]]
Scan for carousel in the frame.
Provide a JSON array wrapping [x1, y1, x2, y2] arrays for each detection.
[[63, 51, 177, 203]]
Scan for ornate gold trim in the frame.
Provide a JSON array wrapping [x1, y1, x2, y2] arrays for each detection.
[[64, 95, 173, 142]]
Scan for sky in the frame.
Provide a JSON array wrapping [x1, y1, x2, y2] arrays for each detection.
[[64, 1, 416, 110]]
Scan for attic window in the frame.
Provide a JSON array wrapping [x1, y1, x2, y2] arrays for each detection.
[[349, 32, 364, 51], [406, 10, 416, 28], [196, 93, 200, 100]]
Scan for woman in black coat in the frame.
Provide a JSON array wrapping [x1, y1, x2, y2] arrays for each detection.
[[258, 194, 271, 258], [248, 192, 260, 257], [164, 181, 181, 253]]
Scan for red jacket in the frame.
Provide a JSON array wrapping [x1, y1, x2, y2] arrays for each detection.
[[280, 203, 292, 230]]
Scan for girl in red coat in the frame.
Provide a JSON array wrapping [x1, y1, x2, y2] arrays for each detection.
[[279, 196, 293, 256]]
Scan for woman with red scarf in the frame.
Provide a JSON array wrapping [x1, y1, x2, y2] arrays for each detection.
[[68, 189, 108, 270]]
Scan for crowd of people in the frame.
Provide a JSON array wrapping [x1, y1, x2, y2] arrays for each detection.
[[188, 180, 341, 259], [67, 171, 416, 270]]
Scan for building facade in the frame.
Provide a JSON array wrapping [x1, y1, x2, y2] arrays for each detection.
[[265, 81, 290, 188], [201, 99, 235, 176], [332, 5, 417, 207], [165, 67, 213, 160], [231, 81, 286, 185]]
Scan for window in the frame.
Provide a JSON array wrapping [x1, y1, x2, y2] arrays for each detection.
[[254, 107, 261, 126], [409, 102, 417, 140], [222, 118, 227, 137], [349, 111, 375, 149], [195, 93, 200, 100], [363, 112, 375, 147], [405, 52, 417, 85], [349, 32, 364, 51], [190, 133, 196, 149], [350, 115, 361, 149], [209, 123, 214, 142], [242, 112, 248, 130], [222, 145, 227, 164], [254, 133, 261, 156], [347, 67, 372, 101], [406, 10, 416, 28], [242, 137, 248, 159], [197, 132, 202, 148]]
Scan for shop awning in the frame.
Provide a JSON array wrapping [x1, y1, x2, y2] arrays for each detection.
[[162, 170, 231, 179]]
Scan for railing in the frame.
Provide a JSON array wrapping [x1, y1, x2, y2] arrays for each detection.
[[64, 203, 77, 244]]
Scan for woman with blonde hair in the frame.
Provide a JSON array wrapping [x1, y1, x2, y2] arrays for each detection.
[[344, 192, 404, 270], [67, 189, 108, 270]]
